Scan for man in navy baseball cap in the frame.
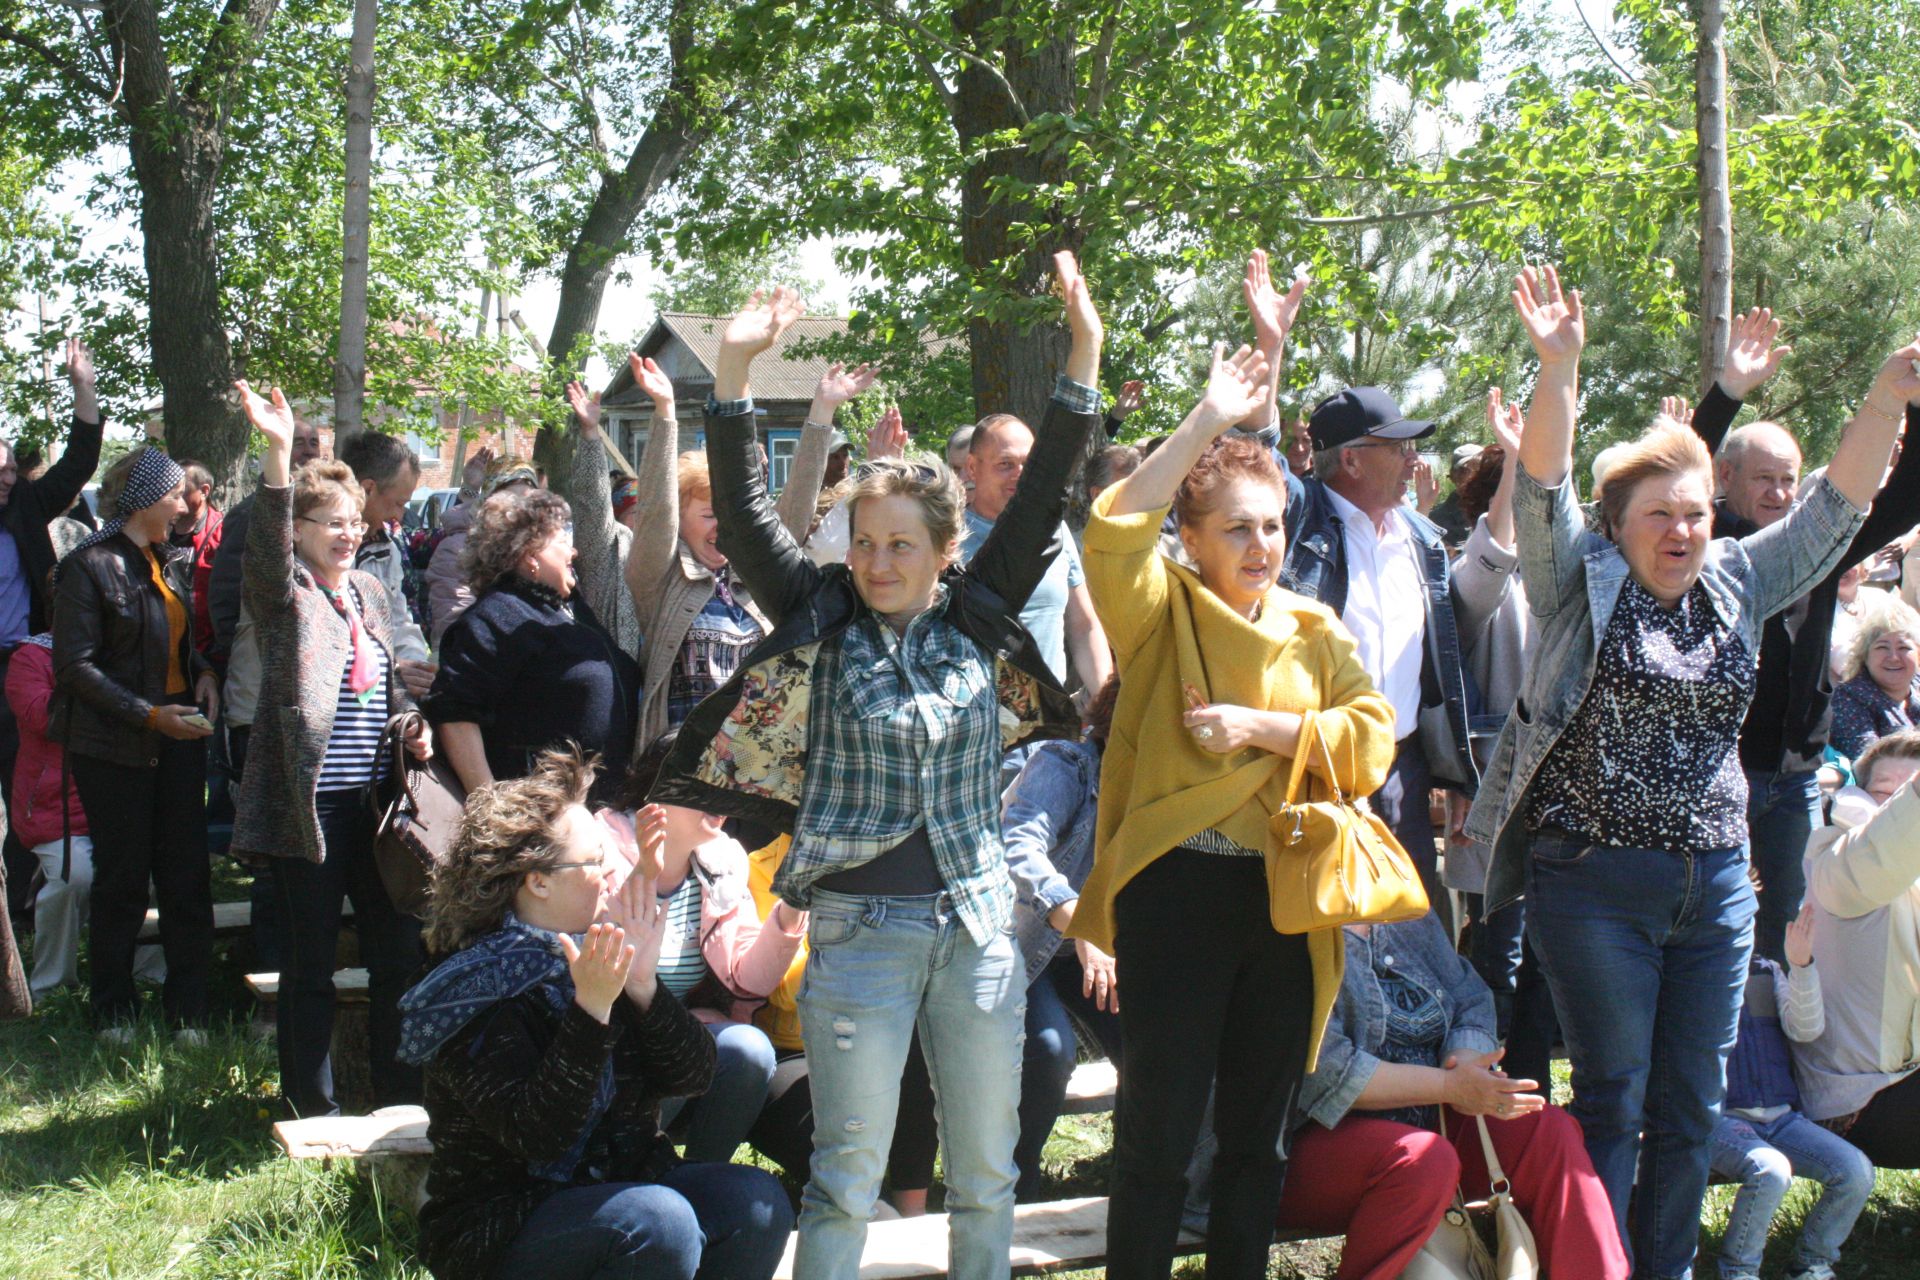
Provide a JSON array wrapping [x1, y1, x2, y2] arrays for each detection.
[[1306, 385, 1435, 451]]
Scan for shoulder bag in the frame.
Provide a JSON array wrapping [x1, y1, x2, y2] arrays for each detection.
[[371, 710, 467, 916], [1402, 1110, 1541, 1280], [1265, 716, 1429, 934]]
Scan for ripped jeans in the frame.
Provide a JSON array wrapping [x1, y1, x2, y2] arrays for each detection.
[[792, 890, 1024, 1280]]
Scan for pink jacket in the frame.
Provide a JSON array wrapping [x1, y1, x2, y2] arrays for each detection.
[[6, 641, 88, 848], [596, 809, 806, 1025]]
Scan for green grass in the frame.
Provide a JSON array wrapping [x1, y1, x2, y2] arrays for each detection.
[[6, 954, 1920, 1278]]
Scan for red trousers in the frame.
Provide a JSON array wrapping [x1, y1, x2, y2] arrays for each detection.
[[1276, 1106, 1629, 1280]]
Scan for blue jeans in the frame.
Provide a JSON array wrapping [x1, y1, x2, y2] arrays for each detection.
[[492, 1162, 794, 1280], [792, 890, 1024, 1280], [1709, 1110, 1873, 1279], [658, 1021, 779, 1162], [1526, 832, 1756, 1280], [1744, 769, 1819, 965], [1016, 950, 1124, 1201]]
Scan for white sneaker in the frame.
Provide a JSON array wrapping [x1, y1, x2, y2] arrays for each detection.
[[97, 1023, 135, 1046], [174, 1028, 208, 1049]]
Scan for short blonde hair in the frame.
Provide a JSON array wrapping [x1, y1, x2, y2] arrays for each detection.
[[677, 452, 711, 508], [845, 457, 965, 552], [1597, 423, 1714, 536], [1845, 595, 1920, 683]]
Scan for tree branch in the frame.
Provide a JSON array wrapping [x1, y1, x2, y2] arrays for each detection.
[[0, 20, 116, 102], [862, 0, 1028, 126], [1083, 11, 1119, 116], [181, 0, 280, 115], [1571, 0, 1636, 83], [1295, 196, 1500, 226]]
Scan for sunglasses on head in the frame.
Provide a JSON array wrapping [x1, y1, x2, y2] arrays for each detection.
[[854, 459, 940, 485]]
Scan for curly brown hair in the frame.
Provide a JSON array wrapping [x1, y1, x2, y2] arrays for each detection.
[[423, 746, 599, 954], [1173, 435, 1285, 528], [1453, 445, 1505, 524], [460, 487, 572, 593]]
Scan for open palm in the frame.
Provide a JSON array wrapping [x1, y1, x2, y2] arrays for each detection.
[[1511, 265, 1584, 366], [1195, 343, 1272, 436], [627, 353, 675, 405], [1721, 307, 1791, 400], [720, 286, 806, 360], [234, 380, 295, 452], [1244, 248, 1308, 351]]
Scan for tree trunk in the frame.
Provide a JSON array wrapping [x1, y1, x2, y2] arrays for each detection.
[[534, 2, 716, 499], [1695, 0, 1734, 395], [333, 0, 379, 451], [950, 2, 1080, 428], [103, 0, 281, 504]]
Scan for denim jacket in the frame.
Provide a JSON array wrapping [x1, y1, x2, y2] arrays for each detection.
[[1280, 467, 1479, 791], [1463, 468, 1866, 913], [1001, 737, 1102, 986], [1297, 913, 1500, 1131]]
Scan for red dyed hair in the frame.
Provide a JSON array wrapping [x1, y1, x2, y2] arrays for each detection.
[[1173, 435, 1286, 528]]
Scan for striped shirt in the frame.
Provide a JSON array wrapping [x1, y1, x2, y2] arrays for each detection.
[[315, 585, 392, 792], [666, 565, 763, 729], [652, 875, 708, 997]]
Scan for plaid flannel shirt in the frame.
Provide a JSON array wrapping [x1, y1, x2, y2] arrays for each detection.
[[773, 603, 1010, 944]]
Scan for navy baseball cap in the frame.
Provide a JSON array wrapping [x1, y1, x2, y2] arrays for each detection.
[[1307, 386, 1434, 450]]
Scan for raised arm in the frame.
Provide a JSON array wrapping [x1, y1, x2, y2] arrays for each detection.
[[964, 251, 1104, 613], [33, 338, 105, 521], [1237, 248, 1306, 434], [1511, 265, 1583, 489], [776, 362, 875, 538], [1690, 306, 1792, 455], [1104, 343, 1272, 517], [565, 378, 624, 637], [620, 354, 687, 619], [233, 382, 298, 620], [708, 288, 824, 625], [1823, 337, 1920, 511]]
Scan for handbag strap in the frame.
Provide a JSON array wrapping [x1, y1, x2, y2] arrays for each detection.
[[1282, 710, 1320, 804], [1475, 1112, 1513, 1198]]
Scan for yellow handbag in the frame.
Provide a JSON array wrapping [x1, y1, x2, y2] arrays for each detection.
[[1265, 717, 1429, 934]]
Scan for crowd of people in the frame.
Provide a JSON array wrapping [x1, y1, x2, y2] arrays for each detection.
[[2, 248, 1919, 1280]]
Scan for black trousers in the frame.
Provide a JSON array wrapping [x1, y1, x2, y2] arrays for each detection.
[[1108, 849, 1314, 1280], [73, 739, 212, 1025], [1843, 1067, 1920, 1170], [271, 790, 424, 1117]]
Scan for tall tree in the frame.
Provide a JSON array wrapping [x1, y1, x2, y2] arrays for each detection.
[[332, 0, 378, 449], [1694, 0, 1732, 394]]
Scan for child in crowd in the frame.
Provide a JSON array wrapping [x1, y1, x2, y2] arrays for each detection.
[[1706, 906, 1874, 1280]]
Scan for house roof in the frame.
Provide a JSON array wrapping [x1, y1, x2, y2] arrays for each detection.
[[598, 312, 853, 408]]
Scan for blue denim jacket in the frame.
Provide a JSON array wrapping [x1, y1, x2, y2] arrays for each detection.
[[1463, 468, 1866, 912], [1297, 913, 1500, 1131], [1001, 738, 1102, 986], [1279, 467, 1480, 790]]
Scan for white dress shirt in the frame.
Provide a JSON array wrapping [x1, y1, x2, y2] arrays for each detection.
[[1325, 485, 1427, 741]]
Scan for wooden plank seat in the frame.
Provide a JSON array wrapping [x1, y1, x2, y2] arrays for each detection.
[[140, 897, 353, 941], [246, 968, 371, 1004]]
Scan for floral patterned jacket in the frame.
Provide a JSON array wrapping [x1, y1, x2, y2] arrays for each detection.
[[649, 397, 1095, 831]]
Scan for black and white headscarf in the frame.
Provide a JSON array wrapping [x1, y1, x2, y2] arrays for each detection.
[[57, 448, 184, 581]]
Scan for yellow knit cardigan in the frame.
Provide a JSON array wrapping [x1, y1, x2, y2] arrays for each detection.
[[1067, 491, 1397, 1067]]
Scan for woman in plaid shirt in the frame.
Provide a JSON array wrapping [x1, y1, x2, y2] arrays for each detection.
[[647, 256, 1104, 1279]]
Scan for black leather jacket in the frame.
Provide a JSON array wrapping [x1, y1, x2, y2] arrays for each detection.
[[50, 534, 210, 768], [650, 397, 1093, 828]]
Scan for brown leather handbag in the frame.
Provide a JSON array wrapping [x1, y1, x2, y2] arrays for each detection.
[[1265, 716, 1429, 934], [372, 710, 467, 916]]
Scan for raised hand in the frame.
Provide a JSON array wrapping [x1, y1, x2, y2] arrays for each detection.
[[1412, 457, 1439, 513], [1112, 379, 1145, 420], [720, 286, 806, 363], [1658, 394, 1694, 428], [559, 922, 633, 1024], [235, 380, 295, 452], [1720, 307, 1792, 401], [463, 445, 496, 492], [628, 353, 675, 408], [1243, 248, 1308, 354], [1785, 902, 1815, 969], [866, 405, 907, 462], [565, 380, 602, 438], [1868, 335, 1920, 409], [65, 335, 98, 424], [1486, 387, 1524, 454], [813, 361, 877, 412], [1054, 249, 1103, 348], [1189, 343, 1272, 438], [606, 868, 666, 1009], [1511, 264, 1584, 368]]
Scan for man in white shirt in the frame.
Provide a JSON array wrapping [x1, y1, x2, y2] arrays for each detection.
[[1282, 387, 1477, 923]]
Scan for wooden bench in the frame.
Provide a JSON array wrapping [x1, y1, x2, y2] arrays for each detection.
[[139, 897, 354, 941], [245, 968, 371, 1004]]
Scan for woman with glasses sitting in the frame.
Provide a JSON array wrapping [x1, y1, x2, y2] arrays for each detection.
[[233, 382, 434, 1117]]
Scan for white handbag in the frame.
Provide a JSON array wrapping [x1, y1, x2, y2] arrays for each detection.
[[1401, 1111, 1541, 1280]]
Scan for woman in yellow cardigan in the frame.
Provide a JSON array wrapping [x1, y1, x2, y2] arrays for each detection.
[[1072, 342, 1395, 1280]]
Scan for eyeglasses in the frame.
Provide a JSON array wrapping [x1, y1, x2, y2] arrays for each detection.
[[1346, 439, 1419, 456], [545, 859, 605, 873], [300, 516, 369, 537]]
